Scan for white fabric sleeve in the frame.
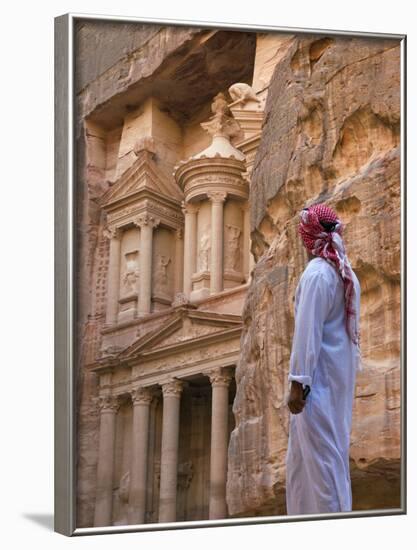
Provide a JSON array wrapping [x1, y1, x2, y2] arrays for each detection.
[[288, 269, 335, 389]]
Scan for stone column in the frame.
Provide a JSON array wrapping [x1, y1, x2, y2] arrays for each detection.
[[158, 378, 186, 523], [241, 202, 250, 281], [208, 191, 227, 294], [182, 202, 199, 298], [147, 395, 160, 523], [189, 391, 207, 520], [207, 367, 233, 520], [174, 227, 184, 295], [128, 387, 155, 525], [105, 227, 121, 325], [134, 214, 160, 316], [94, 394, 120, 527]]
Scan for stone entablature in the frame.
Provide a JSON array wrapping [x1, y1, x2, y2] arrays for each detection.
[[93, 307, 243, 390], [175, 157, 248, 203], [98, 283, 249, 359]]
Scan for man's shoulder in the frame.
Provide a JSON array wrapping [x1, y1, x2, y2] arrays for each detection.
[[301, 257, 338, 284]]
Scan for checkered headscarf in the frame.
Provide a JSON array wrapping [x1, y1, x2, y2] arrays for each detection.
[[298, 203, 360, 347]]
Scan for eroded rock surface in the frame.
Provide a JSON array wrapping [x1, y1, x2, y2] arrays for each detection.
[[227, 35, 401, 516]]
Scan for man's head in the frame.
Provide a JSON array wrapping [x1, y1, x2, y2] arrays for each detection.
[[298, 203, 342, 256]]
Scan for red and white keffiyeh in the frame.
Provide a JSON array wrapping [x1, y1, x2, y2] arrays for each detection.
[[298, 203, 360, 347]]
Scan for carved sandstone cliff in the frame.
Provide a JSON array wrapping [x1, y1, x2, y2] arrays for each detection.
[[227, 35, 401, 516], [75, 21, 258, 527]]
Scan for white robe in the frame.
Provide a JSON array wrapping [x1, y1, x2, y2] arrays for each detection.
[[285, 256, 361, 515]]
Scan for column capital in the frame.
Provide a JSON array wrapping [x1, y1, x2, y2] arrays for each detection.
[[240, 201, 250, 212], [207, 191, 227, 204], [130, 386, 156, 405], [207, 367, 233, 387], [95, 394, 121, 413], [161, 377, 188, 397], [133, 213, 161, 230], [103, 225, 122, 240], [181, 200, 200, 216], [175, 227, 184, 240]]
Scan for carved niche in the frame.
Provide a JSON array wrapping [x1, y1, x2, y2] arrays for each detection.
[[121, 251, 140, 297], [152, 226, 176, 310], [154, 253, 171, 295]]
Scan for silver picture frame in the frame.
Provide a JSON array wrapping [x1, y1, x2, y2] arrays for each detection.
[[55, 12, 407, 536]]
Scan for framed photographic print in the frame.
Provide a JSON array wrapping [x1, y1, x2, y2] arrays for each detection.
[[54, 13, 406, 536]]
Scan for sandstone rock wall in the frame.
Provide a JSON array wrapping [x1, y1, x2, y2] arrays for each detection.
[[227, 35, 401, 516]]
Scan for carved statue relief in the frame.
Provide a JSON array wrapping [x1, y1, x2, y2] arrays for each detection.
[[200, 92, 241, 139], [225, 224, 242, 272], [122, 251, 139, 296], [198, 227, 211, 272], [111, 470, 130, 526], [154, 253, 171, 293], [118, 471, 130, 504], [211, 92, 233, 117], [228, 83, 261, 106], [177, 460, 194, 490]]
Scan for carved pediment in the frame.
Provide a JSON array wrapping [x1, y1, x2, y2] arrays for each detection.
[[150, 318, 225, 350], [101, 150, 183, 208], [118, 308, 242, 360]]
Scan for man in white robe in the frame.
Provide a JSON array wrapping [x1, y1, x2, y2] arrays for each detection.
[[285, 203, 362, 515]]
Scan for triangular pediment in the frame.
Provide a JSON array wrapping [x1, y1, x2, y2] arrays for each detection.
[[101, 151, 183, 207], [118, 308, 242, 360]]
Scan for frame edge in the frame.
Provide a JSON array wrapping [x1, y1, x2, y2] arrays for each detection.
[[54, 13, 76, 537], [53, 14, 406, 536]]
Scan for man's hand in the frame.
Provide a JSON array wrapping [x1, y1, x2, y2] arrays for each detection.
[[287, 381, 306, 414]]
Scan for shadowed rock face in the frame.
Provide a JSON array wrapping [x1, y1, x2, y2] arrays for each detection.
[[76, 22, 257, 128], [227, 35, 401, 516]]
